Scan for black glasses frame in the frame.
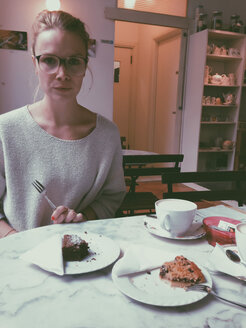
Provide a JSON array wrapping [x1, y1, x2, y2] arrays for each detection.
[[35, 54, 88, 65], [35, 54, 88, 74]]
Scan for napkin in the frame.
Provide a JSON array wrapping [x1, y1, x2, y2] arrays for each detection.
[[207, 243, 246, 278], [114, 245, 176, 277], [20, 234, 64, 276], [197, 205, 246, 221]]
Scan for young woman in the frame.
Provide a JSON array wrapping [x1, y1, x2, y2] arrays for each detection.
[[0, 10, 126, 237]]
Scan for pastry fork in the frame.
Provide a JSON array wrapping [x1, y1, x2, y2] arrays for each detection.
[[32, 179, 57, 210], [186, 284, 246, 309]]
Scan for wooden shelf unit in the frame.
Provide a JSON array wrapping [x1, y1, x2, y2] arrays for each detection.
[[181, 29, 246, 172]]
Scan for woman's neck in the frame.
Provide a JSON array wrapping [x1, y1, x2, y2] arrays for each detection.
[[28, 97, 97, 140], [47, 97, 82, 123], [32, 97, 84, 126]]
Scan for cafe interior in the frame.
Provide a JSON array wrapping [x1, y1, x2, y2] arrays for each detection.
[[1, 0, 246, 327]]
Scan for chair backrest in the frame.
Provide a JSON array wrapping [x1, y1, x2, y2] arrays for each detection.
[[123, 154, 184, 175], [162, 171, 246, 206], [123, 154, 184, 192]]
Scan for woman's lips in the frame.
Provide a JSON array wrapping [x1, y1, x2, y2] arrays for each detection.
[[54, 87, 72, 91]]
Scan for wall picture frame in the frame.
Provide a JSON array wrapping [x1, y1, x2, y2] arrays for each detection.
[[0, 30, 27, 51]]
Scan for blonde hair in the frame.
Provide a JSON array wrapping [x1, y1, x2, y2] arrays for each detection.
[[32, 10, 90, 61]]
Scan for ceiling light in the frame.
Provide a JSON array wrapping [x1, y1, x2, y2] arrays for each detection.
[[45, 0, 61, 11], [124, 0, 136, 9]]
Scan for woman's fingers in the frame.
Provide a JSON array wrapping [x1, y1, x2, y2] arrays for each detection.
[[72, 213, 85, 223], [64, 209, 77, 223], [51, 205, 68, 224], [51, 206, 86, 224]]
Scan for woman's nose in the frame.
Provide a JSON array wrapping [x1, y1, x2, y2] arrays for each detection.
[[55, 64, 70, 80]]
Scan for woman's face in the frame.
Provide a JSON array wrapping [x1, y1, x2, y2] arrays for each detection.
[[33, 28, 87, 102]]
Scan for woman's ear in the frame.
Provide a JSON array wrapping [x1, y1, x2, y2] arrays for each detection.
[[32, 55, 39, 75]]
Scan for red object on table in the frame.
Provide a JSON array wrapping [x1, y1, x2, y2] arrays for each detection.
[[203, 216, 241, 246]]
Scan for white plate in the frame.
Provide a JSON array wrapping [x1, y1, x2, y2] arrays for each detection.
[[64, 232, 120, 275], [112, 258, 212, 307], [144, 216, 205, 240]]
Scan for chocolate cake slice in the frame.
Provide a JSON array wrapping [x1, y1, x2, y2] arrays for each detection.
[[160, 255, 205, 287], [62, 234, 89, 261]]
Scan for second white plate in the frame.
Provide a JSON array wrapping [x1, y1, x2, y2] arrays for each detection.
[[112, 258, 212, 307]]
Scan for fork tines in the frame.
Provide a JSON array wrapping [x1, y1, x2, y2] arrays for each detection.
[[32, 179, 45, 193], [186, 284, 210, 292]]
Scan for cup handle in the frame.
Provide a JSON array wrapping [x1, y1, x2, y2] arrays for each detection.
[[160, 214, 171, 231]]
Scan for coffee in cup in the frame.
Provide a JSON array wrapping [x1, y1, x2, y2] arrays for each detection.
[[236, 223, 246, 262], [155, 199, 197, 236]]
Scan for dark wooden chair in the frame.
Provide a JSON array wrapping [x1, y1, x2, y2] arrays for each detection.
[[162, 171, 246, 206], [116, 154, 184, 216]]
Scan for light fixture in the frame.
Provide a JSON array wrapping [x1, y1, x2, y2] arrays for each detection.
[[45, 0, 61, 11], [124, 0, 136, 9]]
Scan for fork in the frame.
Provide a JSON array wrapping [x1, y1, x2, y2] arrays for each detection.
[[186, 284, 246, 309], [32, 179, 57, 210]]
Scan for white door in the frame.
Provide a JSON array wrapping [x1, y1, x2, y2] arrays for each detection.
[[153, 33, 181, 154], [113, 46, 133, 148]]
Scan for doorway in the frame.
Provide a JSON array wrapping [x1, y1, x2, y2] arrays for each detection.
[[114, 21, 184, 153]]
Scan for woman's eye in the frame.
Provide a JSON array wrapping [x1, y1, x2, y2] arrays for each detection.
[[42, 56, 57, 66], [67, 57, 81, 66]]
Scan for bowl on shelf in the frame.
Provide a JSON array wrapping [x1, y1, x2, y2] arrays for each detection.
[[222, 140, 234, 150]]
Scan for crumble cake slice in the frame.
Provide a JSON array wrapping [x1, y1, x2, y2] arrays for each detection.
[[160, 255, 205, 287]]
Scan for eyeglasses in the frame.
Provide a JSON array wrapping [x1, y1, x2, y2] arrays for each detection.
[[35, 54, 88, 76]]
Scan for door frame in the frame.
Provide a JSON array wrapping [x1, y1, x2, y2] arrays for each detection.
[[105, 7, 191, 29], [114, 43, 136, 148], [106, 7, 189, 152]]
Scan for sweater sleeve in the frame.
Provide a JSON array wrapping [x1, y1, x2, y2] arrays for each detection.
[[88, 136, 126, 219], [0, 141, 6, 220]]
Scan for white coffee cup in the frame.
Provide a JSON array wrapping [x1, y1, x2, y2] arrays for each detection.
[[155, 199, 197, 236], [236, 223, 246, 262]]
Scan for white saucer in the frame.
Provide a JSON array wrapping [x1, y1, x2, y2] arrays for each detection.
[[144, 216, 205, 240]]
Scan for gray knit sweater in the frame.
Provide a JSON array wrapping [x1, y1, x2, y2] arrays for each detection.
[[0, 106, 126, 231]]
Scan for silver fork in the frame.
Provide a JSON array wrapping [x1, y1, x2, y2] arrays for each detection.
[[32, 179, 57, 210], [186, 284, 246, 309]]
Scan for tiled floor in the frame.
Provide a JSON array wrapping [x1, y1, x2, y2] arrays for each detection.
[[131, 179, 196, 200]]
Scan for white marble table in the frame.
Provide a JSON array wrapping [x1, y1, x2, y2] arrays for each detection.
[[1, 212, 246, 328]]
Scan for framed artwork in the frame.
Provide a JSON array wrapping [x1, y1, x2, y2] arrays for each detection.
[[114, 61, 120, 83], [0, 30, 27, 50]]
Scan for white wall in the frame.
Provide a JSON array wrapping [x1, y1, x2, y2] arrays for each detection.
[[0, 0, 116, 120]]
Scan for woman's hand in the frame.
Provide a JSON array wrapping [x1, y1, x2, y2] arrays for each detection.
[[51, 206, 86, 224], [7, 229, 17, 236]]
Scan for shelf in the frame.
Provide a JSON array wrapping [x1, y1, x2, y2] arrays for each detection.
[[202, 104, 237, 108], [204, 84, 240, 87], [207, 54, 242, 61], [208, 29, 246, 39], [201, 121, 235, 125], [199, 148, 234, 153]]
